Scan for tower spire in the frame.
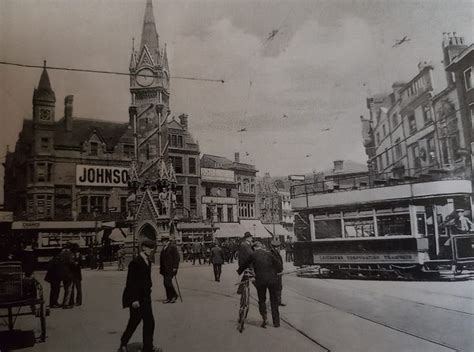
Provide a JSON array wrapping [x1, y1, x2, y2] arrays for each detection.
[[34, 61, 55, 102], [140, 0, 159, 63]]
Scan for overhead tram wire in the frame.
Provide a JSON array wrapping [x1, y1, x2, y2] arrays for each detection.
[[0, 61, 225, 84]]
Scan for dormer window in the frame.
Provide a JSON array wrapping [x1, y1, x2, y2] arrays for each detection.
[[41, 137, 49, 150], [90, 142, 98, 156]]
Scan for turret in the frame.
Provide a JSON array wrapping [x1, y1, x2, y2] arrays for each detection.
[[442, 32, 467, 86]]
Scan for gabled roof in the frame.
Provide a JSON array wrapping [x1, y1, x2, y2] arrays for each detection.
[[54, 118, 131, 149], [322, 160, 368, 176], [200, 154, 233, 168]]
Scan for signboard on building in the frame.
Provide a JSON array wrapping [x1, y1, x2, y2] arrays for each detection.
[[76, 165, 129, 187], [0, 211, 14, 222]]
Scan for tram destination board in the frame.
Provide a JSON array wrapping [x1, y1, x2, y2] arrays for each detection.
[[314, 252, 418, 264]]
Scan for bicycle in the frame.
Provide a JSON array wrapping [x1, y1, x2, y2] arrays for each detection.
[[237, 268, 255, 333]]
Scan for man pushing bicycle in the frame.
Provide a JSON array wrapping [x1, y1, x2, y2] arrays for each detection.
[[237, 240, 283, 328]]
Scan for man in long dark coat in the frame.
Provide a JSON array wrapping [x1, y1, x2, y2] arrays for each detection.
[[238, 241, 283, 328], [159, 238, 180, 303], [210, 242, 224, 282], [119, 240, 160, 352]]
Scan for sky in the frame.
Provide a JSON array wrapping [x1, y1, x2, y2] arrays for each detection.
[[1, 0, 473, 202]]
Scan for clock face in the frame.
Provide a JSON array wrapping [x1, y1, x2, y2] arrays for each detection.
[[39, 109, 51, 121], [136, 69, 155, 87]]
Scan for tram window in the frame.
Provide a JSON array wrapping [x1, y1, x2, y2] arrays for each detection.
[[416, 214, 427, 236], [344, 218, 375, 238], [377, 214, 411, 236], [314, 220, 342, 239]]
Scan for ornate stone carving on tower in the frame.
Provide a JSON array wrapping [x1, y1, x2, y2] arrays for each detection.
[[127, 0, 176, 246]]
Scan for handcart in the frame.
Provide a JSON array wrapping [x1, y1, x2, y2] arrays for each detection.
[[0, 262, 48, 344]]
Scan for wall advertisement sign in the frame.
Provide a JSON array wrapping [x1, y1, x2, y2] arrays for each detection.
[[76, 165, 129, 187]]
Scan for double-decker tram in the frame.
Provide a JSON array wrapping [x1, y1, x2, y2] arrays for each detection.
[[290, 173, 474, 280]]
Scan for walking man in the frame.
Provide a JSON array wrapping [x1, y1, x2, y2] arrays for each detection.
[[192, 240, 202, 265], [238, 241, 283, 328], [159, 238, 180, 304], [270, 239, 285, 306], [119, 240, 161, 352], [210, 242, 224, 282], [59, 243, 74, 309]]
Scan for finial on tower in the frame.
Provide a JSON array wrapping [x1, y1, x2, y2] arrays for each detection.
[[43, 60, 47, 68]]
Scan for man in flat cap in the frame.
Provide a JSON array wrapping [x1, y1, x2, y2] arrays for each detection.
[[119, 239, 161, 352]]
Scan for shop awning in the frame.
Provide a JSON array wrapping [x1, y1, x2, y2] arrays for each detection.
[[263, 224, 292, 238], [239, 220, 272, 238], [213, 222, 246, 238], [12, 221, 99, 230], [177, 222, 214, 230], [109, 228, 127, 242]]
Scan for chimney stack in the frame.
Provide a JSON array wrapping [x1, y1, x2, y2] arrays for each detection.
[[64, 95, 74, 132], [234, 152, 240, 163], [179, 114, 188, 130], [333, 160, 344, 172]]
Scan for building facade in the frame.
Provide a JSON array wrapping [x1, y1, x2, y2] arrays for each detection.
[[362, 34, 471, 182], [3, 0, 205, 246], [445, 42, 474, 185]]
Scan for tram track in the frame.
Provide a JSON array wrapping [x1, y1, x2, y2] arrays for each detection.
[[181, 285, 332, 351], [284, 286, 459, 352], [314, 278, 474, 316]]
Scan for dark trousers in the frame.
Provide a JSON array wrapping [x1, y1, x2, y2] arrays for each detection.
[[49, 280, 61, 306], [69, 279, 82, 306], [285, 251, 293, 262], [193, 253, 202, 265], [212, 264, 222, 281], [62, 279, 73, 307], [276, 277, 282, 305], [256, 283, 280, 326], [120, 300, 155, 351], [163, 275, 177, 300]]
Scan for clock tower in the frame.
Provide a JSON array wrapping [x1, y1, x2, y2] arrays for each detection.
[[33, 61, 56, 156], [128, 0, 176, 245]]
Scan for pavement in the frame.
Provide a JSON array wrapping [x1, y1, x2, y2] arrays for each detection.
[[5, 259, 325, 352], [3, 257, 472, 352]]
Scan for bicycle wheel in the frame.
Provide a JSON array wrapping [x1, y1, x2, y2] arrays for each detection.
[[237, 286, 250, 333]]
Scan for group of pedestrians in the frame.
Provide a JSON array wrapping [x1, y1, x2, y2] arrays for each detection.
[[45, 242, 82, 309], [117, 232, 287, 352], [119, 238, 181, 352]]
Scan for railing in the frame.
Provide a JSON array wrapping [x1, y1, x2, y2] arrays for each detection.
[[291, 166, 469, 199]]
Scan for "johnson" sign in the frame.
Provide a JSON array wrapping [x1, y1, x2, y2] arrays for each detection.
[[76, 165, 129, 187]]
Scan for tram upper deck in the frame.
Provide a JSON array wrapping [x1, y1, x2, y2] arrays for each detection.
[[291, 172, 472, 212]]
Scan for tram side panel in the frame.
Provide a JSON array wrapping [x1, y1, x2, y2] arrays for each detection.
[[293, 211, 313, 266]]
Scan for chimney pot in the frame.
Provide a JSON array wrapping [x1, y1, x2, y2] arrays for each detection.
[[179, 114, 188, 130], [234, 152, 240, 163], [64, 95, 74, 132], [333, 160, 344, 172]]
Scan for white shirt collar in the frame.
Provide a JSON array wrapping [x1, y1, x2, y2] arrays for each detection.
[[140, 252, 150, 266]]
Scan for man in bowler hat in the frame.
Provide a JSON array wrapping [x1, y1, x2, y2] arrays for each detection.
[[159, 238, 180, 303], [119, 240, 161, 352]]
